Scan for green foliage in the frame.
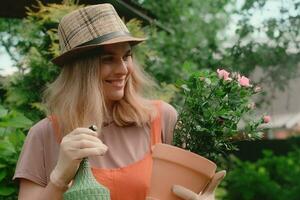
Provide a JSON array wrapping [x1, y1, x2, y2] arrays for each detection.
[[0, 2, 82, 122], [126, 19, 151, 65], [223, 148, 300, 200], [132, 0, 300, 92], [227, 0, 300, 80], [133, 0, 231, 83], [173, 69, 267, 163], [1, 0, 299, 119], [0, 105, 32, 200]]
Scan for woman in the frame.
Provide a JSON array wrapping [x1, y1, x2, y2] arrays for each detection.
[[14, 3, 177, 200]]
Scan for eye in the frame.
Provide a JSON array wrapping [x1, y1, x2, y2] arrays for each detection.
[[101, 55, 114, 63], [123, 52, 132, 61]]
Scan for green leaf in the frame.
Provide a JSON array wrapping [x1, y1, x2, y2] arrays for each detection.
[[0, 163, 6, 169], [0, 186, 15, 196], [31, 102, 47, 114], [204, 78, 211, 85], [0, 170, 6, 182], [181, 84, 190, 92], [7, 130, 25, 148], [0, 138, 16, 157], [0, 128, 8, 137], [0, 111, 32, 129], [0, 106, 8, 118]]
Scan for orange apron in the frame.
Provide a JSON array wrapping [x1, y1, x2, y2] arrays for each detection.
[[49, 101, 162, 200]]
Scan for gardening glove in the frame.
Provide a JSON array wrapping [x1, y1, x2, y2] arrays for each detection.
[[50, 127, 108, 190], [172, 170, 226, 200]]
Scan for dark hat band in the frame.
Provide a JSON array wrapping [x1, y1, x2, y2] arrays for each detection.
[[76, 31, 132, 48]]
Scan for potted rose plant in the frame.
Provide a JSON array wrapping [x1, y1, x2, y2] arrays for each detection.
[[173, 69, 270, 163], [149, 69, 270, 200]]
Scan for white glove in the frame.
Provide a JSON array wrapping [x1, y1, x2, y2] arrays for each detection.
[[50, 127, 108, 189], [172, 170, 226, 200]]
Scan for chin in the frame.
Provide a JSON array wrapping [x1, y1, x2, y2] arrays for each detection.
[[108, 93, 125, 101]]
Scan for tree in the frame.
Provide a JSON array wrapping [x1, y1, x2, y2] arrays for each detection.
[[131, 0, 300, 90], [0, 0, 299, 119], [0, 1, 81, 121]]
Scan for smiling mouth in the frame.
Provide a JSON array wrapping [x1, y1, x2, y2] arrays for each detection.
[[105, 79, 125, 87]]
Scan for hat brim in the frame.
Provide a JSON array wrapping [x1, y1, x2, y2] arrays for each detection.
[[52, 35, 146, 66]]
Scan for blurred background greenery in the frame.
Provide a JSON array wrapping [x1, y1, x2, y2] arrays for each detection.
[[0, 0, 299, 199]]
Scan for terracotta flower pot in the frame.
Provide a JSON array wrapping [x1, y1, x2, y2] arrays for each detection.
[[148, 143, 217, 200]]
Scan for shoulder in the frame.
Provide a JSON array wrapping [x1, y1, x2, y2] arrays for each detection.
[[13, 118, 55, 186], [155, 100, 178, 144], [30, 118, 53, 133], [31, 117, 52, 130], [28, 118, 54, 141], [159, 100, 178, 122]]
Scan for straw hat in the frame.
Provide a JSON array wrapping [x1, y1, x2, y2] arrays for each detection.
[[52, 3, 146, 66]]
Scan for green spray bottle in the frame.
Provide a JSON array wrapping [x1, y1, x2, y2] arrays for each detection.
[[63, 125, 110, 200]]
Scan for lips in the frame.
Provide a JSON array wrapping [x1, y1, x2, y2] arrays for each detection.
[[105, 79, 125, 87]]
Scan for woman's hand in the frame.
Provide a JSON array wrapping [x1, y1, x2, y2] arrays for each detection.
[[50, 128, 108, 189], [172, 170, 226, 200]]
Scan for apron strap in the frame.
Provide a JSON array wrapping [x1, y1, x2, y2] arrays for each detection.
[[150, 100, 162, 148]]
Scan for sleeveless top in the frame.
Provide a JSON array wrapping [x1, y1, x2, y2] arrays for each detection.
[[50, 101, 163, 200]]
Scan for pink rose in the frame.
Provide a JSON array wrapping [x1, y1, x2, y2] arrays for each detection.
[[238, 75, 251, 87], [217, 69, 231, 81], [263, 115, 271, 123]]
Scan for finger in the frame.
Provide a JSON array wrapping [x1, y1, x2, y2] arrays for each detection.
[[75, 146, 108, 158], [64, 133, 102, 143], [71, 140, 105, 149], [202, 170, 226, 194], [61, 133, 102, 144], [69, 128, 97, 136], [172, 185, 199, 200], [89, 125, 101, 137]]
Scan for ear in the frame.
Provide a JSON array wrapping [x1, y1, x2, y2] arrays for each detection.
[[201, 170, 226, 194]]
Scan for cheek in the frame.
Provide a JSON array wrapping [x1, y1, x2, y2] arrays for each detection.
[[125, 64, 134, 84], [99, 64, 110, 79], [127, 62, 134, 74]]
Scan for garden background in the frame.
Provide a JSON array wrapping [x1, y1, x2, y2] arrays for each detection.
[[0, 0, 299, 199]]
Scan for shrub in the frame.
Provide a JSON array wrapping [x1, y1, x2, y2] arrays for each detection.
[[223, 148, 300, 200], [173, 69, 269, 163], [0, 105, 32, 200]]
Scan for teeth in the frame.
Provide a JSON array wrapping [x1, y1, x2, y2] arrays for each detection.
[[106, 80, 124, 87]]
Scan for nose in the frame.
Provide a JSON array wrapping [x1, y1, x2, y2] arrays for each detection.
[[114, 59, 128, 74]]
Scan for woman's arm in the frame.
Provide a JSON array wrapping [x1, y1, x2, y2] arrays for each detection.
[[18, 178, 65, 200], [18, 127, 108, 200]]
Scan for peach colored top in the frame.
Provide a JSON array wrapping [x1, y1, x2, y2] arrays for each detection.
[[13, 101, 177, 194]]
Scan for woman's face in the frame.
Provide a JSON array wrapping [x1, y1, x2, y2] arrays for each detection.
[[99, 42, 133, 106]]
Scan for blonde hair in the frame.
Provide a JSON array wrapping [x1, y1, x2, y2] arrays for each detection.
[[44, 53, 157, 136]]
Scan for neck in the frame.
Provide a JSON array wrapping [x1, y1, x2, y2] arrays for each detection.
[[104, 100, 115, 123], [105, 100, 114, 112]]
